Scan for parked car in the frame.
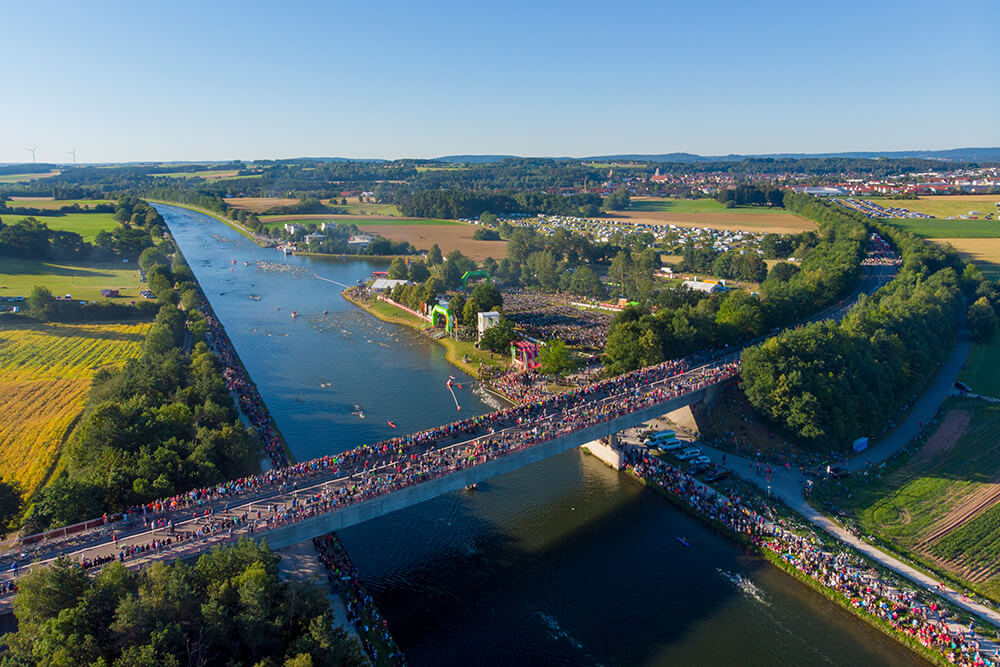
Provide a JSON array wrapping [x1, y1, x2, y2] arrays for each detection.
[[691, 455, 712, 466], [660, 440, 685, 452], [676, 447, 702, 461], [705, 470, 730, 483]]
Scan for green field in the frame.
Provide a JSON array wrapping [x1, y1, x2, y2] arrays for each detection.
[[884, 219, 1000, 238], [0, 257, 148, 301], [20, 212, 119, 241], [260, 217, 458, 228], [869, 196, 1000, 220], [812, 398, 1000, 599], [960, 336, 1000, 397], [626, 197, 792, 215], [6, 198, 113, 210], [334, 203, 402, 216]]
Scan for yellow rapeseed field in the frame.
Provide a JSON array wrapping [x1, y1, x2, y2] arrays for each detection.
[[0, 321, 150, 497]]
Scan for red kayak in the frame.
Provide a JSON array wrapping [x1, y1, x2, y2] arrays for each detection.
[[387, 421, 397, 428]]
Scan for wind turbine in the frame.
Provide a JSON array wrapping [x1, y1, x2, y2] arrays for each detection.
[[67, 148, 77, 164], [26, 147, 37, 163]]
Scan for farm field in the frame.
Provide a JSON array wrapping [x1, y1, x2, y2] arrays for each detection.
[[225, 197, 402, 216], [610, 198, 815, 233], [0, 257, 148, 301], [960, 337, 1000, 397], [20, 212, 119, 241], [869, 195, 1000, 219], [812, 399, 1000, 600], [628, 197, 795, 215], [0, 320, 150, 497], [884, 219, 1000, 238], [6, 197, 113, 210], [152, 169, 241, 180], [224, 197, 300, 213], [0, 170, 60, 183], [326, 202, 402, 216], [927, 238, 1000, 280]]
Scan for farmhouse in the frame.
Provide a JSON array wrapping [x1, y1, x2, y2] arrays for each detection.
[[283, 223, 305, 234]]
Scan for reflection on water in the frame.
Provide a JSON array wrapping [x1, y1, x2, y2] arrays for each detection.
[[159, 204, 919, 666]]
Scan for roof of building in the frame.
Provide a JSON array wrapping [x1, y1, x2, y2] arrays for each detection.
[[371, 278, 411, 291]]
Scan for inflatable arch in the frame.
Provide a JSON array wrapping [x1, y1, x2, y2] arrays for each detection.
[[430, 304, 454, 333], [461, 270, 491, 290]]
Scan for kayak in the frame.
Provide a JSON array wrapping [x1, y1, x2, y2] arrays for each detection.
[[677, 537, 690, 547]]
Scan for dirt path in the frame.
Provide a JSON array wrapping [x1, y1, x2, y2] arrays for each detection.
[[909, 409, 969, 467]]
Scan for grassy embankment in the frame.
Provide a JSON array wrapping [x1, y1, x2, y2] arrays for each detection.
[[0, 257, 149, 302], [811, 397, 1000, 602], [341, 290, 506, 378], [0, 320, 151, 498]]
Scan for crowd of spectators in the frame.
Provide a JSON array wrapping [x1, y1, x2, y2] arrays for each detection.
[[624, 451, 999, 667], [11, 353, 739, 575], [489, 370, 550, 404], [201, 297, 289, 467], [316, 534, 405, 666], [502, 290, 612, 350]]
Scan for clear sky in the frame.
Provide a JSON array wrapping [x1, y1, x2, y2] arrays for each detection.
[[3, 0, 997, 163]]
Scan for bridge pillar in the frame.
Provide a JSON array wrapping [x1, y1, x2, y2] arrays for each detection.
[[581, 438, 623, 470], [664, 381, 727, 436]]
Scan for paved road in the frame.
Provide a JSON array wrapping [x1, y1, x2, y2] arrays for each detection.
[[656, 332, 1000, 630]]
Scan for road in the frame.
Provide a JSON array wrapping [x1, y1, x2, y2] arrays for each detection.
[[644, 331, 1000, 629]]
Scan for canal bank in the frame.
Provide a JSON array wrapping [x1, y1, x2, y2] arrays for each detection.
[[342, 287, 507, 379], [157, 202, 923, 666]]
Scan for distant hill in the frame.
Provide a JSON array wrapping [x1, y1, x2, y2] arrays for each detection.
[[430, 147, 1000, 164], [434, 155, 521, 164]]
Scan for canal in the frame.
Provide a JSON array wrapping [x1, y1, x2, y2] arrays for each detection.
[[160, 204, 921, 666]]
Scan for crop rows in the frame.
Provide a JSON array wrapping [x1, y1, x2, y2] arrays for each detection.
[[0, 321, 150, 496], [930, 502, 1000, 573]]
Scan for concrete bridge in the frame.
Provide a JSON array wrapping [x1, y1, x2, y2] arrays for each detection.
[[0, 262, 897, 609], [0, 363, 732, 605]]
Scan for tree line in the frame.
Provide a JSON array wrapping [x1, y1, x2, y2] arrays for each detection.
[[4, 539, 364, 665], [600, 192, 866, 375], [739, 197, 970, 449], [24, 255, 260, 531]]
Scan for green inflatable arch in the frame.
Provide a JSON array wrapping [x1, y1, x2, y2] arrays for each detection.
[[430, 304, 453, 333], [461, 270, 491, 290]]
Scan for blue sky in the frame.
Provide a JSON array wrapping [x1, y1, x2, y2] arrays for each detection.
[[2, 0, 997, 163]]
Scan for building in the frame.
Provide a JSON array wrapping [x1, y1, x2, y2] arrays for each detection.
[[283, 223, 305, 234], [477, 311, 500, 338], [303, 233, 327, 243], [370, 278, 410, 292], [348, 234, 376, 250], [682, 280, 723, 294]]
